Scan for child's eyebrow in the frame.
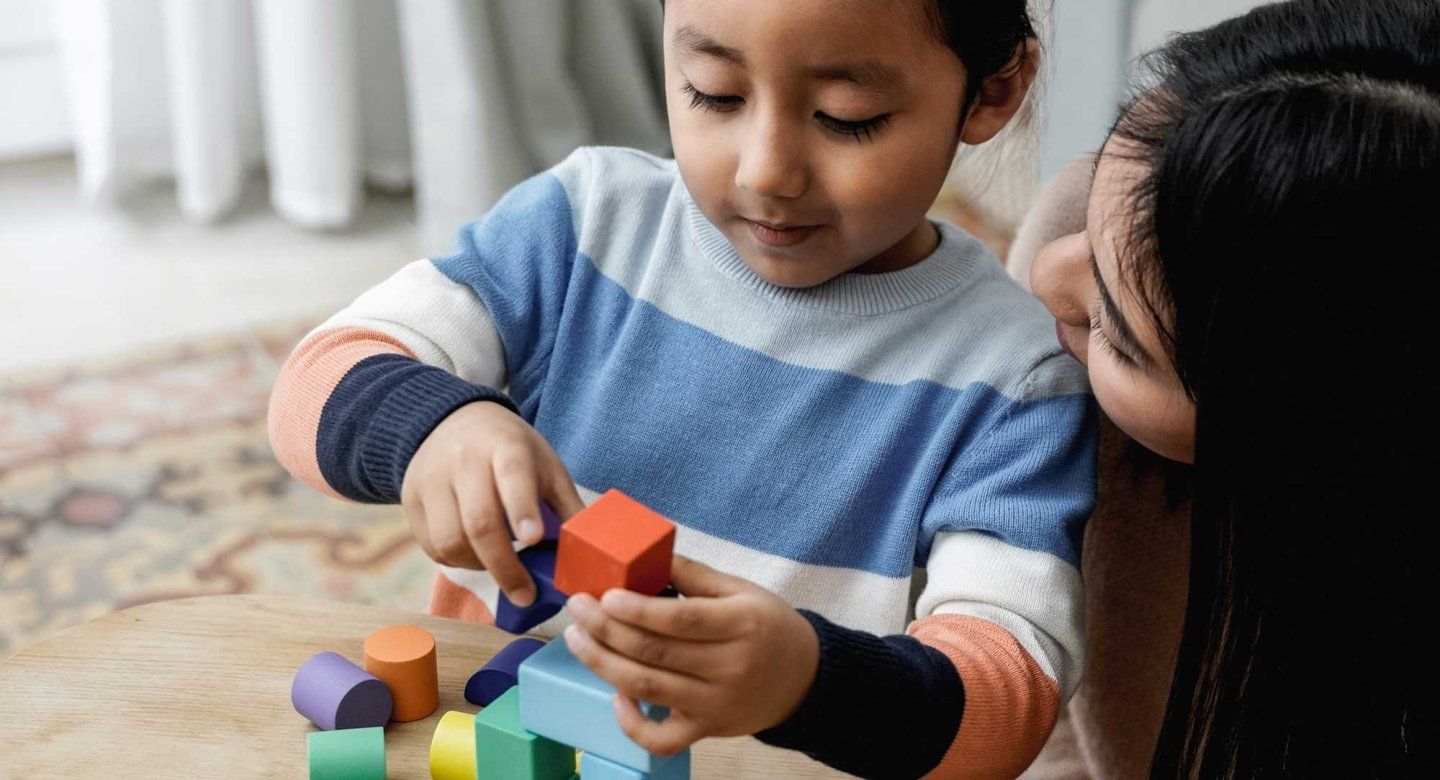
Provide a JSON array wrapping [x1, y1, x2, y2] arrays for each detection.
[[805, 61, 908, 92], [673, 25, 746, 65]]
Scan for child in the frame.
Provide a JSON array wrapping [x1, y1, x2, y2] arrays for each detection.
[[269, 1, 1095, 777]]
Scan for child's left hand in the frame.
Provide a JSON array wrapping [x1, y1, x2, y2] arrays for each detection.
[[562, 556, 820, 755]]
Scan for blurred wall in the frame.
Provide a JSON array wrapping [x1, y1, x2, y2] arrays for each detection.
[[1040, 0, 1276, 182], [0, 0, 71, 158]]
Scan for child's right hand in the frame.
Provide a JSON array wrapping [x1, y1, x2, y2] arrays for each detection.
[[401, 400, 584, 607]]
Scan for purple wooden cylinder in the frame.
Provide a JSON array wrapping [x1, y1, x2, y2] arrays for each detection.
[[292, 651, 394, 730], [465, 637, 546, 706]]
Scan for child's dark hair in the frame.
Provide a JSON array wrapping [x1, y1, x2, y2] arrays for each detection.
[[1103, 0, 1439, 776], [660, 1, 1037, 114], [921, 1, 1036, 112]]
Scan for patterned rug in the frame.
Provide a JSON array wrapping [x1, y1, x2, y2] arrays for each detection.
[[0, 323, 434, 656]]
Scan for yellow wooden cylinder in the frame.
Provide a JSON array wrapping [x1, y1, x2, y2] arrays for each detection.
[[428, 710, 476, 780]]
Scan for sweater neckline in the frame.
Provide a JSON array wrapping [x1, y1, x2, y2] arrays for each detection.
[[684, 192, 987, 317]]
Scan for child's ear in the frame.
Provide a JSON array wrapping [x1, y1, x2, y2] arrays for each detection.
[[960, 38, 1040, 145]]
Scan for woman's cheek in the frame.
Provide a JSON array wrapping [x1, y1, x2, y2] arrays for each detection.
[[1089, 357, 1195, 464]]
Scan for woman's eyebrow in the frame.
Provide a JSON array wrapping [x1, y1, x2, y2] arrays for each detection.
[[1090, 252, 1156, 369], [673, 25, 745, 65]]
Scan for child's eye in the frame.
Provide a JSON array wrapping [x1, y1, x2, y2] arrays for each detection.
[[681, 82, 742, 113], [816, 112, 890, 142]]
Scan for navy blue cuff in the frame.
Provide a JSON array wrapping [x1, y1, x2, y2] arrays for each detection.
[[755, 610, 965, 779], [316, 353, 519, 503]]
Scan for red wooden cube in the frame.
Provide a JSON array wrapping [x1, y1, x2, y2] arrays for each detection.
[[554, 489, 675, 598]]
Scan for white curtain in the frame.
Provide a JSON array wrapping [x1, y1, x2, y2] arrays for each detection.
[[50, 0, 669, 253]]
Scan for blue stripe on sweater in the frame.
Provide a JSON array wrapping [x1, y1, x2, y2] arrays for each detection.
[[427, 171, 1096, 575]]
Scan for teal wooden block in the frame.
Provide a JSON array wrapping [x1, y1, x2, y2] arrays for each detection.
[[475, 687, 575, 779], [306, 726, 385, 780], [519, 638, 674, 773], [580, 749, 691, 779]]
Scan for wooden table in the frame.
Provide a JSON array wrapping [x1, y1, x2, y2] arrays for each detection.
[[0, 595, 844, 778]]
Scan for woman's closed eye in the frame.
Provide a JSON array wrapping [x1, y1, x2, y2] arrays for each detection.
[[681, 81, 890, 142], [1089, 306, 1137, 368]]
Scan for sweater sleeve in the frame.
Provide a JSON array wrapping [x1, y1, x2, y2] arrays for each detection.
[[266, 152, 591, 502], [759, 357, 1097, 779]]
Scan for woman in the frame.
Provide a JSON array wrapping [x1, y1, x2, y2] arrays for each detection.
[[1018, 0, 1437, 775]]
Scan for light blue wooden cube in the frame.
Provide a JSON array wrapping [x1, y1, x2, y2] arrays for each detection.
[[518, 639, 676, 773], [580, 749, 691, 779]]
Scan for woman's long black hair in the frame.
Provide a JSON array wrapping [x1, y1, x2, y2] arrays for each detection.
[[1106, 0, 1439, 776]]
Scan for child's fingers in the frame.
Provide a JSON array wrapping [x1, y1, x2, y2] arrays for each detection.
[[669, 555, 748, 598], [564, 625, 707, 709], [490, 441, 544, 545], [598, 589, 747, 641], [566, 594, 721, 678], [403, 500, 442, 563], [538, 447, 586, 520], [612, 695, 705, 757], [457, 470, 536, 607], [425, 488, 483, 569]]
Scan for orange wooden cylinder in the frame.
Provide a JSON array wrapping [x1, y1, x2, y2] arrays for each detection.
[[363, 624, 438, 722]]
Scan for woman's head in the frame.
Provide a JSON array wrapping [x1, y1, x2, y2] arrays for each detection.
[[661, 0, 1037, 287], [1033, 0, 1440, 466], [1033, 0, 1439, 774]]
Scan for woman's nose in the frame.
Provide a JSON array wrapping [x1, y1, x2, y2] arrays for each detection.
[[735, 120, 808, 199], [1031, 232, 1094, 328]]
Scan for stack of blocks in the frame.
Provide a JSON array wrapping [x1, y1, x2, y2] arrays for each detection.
[[442, 489, 690, 779]]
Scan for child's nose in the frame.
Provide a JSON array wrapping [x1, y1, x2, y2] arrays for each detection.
[[1031, 232, 1093, 328], [735, 122, 808, 199]]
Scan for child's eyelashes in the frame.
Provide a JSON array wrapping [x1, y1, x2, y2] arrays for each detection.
[[679, 81, 890, 142], [815, 112, 890, 143], [681, 82, 742, 113]]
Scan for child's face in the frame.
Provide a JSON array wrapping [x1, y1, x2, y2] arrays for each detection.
[[663, 0, 969, 288]]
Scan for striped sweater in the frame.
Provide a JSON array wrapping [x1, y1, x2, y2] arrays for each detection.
[[268, 147, 1097, 779]]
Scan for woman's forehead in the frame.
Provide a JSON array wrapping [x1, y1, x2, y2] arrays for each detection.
[[1087, 137, 1150, 269]]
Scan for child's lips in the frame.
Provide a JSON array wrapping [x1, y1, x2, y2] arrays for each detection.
[[745, 218, 822, 248]]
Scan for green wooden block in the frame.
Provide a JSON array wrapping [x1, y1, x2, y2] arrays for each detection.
[[475, 687, 575, 779], [307, 726, 385, 780]]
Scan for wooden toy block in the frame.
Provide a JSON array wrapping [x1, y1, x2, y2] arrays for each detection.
[[306, 726, 385, 780], [518, 636, 676, 773], [580, 749, 692, 779], [554, 489, 675, 598], [495, 543, 568, 635], [474, 686, 575, 780], [291, 651, 393, 730], [429, 710, 477, 780], [362, 624, 438, 721], [466, 636, 545, 706]]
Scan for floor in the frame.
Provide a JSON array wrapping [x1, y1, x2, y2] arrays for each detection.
[[0, 156, 435, 655], [0, 155, 419, 377]]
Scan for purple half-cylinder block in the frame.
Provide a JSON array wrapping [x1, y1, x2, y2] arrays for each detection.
[[465, 637, 546, 706], [508, 501, 564, 543], [495, 542, 568, 635], [291, 651, 394, 730]]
